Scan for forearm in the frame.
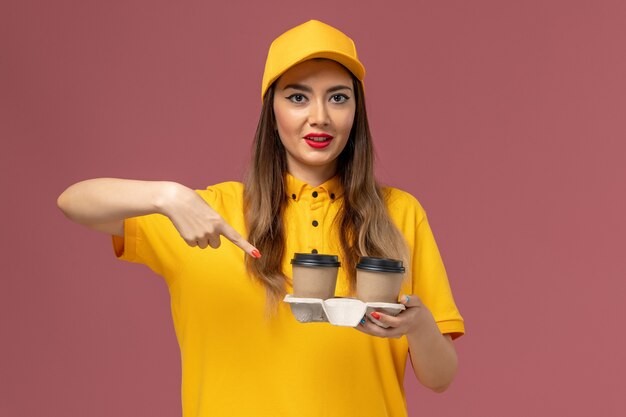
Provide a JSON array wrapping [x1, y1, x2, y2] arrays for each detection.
[[406, 309, 458, 392], [57, 178, 176, 225]]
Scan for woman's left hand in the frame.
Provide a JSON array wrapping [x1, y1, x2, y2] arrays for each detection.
[[354, 294, 435, 339]]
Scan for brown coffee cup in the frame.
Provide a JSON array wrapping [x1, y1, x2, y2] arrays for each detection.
[[356, 257, 405, 303], [291, 253, 341, 299]]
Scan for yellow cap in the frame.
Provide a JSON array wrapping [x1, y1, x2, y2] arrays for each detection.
[[261, 20, 365, 100]]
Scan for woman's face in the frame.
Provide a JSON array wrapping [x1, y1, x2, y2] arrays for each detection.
[[273, 59, 356, 180]]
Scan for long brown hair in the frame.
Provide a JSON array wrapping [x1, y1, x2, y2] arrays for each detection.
[[243, 63, 409, 312]]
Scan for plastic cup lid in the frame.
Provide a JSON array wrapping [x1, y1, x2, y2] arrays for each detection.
[[356, 256, 405, 273], [291, 253, 341, 267]]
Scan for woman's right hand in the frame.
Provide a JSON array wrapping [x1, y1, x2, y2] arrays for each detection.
[[57, 178, 261, 259], [159, 183, 260, 257]]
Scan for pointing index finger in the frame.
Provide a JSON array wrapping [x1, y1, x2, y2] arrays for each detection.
[[221, 222, 261, 259]]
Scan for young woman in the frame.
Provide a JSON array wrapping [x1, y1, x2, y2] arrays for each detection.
[[58, 19, 464, 417]]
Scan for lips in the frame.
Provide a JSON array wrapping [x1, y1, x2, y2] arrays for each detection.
[[303, 133, 334, 149]]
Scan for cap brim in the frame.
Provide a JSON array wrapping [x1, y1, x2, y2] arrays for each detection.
[[262, 51, 365, 100]]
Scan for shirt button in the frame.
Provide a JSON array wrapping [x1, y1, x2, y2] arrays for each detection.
[[312, 220, 319, 227], [291, 194, 296, 200], [330, 193, 335, 199], [311, 249, 318, 254], [312, 191, 318, 198]]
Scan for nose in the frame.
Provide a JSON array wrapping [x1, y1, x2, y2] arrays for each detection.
[[308, 99, 330, 127]]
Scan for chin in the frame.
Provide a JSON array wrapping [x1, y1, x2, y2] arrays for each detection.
[[301, 158, 337, 167]]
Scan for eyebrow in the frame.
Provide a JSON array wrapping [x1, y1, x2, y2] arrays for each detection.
[[282, 83, 352, 93]]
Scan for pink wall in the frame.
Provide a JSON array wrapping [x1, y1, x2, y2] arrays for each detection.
[[2, 1, 625, 416]]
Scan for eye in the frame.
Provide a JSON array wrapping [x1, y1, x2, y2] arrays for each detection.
[[286, 94, 307, 103], [330, 94, 350, 104]]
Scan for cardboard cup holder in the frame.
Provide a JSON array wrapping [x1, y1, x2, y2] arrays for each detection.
[[283, 295, 406, 328]]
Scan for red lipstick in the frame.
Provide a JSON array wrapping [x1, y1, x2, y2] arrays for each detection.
[[304, 133, 334, 149]]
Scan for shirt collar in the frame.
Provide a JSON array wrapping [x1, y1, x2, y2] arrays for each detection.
[[285, 172, 343, 202]]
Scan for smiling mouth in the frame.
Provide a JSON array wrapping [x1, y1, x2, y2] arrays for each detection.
[[303, 136, 334, 149]]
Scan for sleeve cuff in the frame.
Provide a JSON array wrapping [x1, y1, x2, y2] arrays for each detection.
[[111, 217, 138, 262], [436, 319, 465, 340]]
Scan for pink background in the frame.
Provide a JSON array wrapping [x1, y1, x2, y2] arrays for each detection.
[[2, 1, 625, 416]]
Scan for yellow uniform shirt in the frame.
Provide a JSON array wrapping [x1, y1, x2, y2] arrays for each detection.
[[112, 173, 464, 417]]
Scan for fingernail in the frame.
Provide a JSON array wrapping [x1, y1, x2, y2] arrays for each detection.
[[371, 312, 381, 320], [251, 249, 261, 259], [359, 318, 366, 325], [403, 295, 410, 304]]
